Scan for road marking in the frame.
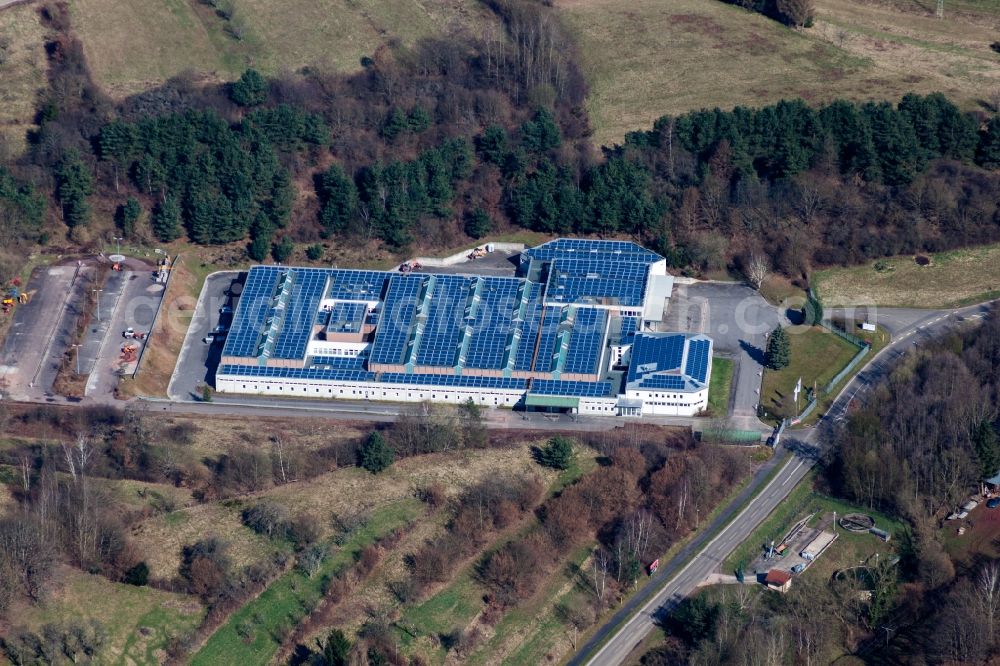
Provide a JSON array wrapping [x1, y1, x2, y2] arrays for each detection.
[[781, 460, 804, 486], [584, 454, 807, 666]]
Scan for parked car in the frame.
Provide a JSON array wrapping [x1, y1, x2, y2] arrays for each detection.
[[987, 497, 1000, 509], [213, 324, 228, 334], [203, 333, 216, 344], [790, 563, 806, 574], [219, 305, 233, 314]]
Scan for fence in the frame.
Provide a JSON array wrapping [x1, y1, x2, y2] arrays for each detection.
[[133, 254, 179, 378], [823, 344, 869, 394]]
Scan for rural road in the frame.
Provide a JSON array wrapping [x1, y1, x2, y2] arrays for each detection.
[[571, 299, 995, 666]]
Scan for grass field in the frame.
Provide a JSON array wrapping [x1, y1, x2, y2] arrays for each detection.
[[707, 356, 734, 416], [760, 326, 859, 419], [558, 0, 1000, 146], [0, 3, 47, 158], [192, 499, 422, 666], [67, 0, 496, 98], [813, 243, 1000, 308], [13, 565, 203, 665]]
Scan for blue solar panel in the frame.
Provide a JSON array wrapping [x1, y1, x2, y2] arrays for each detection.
[[380, 373, 526, 390], [369, 275, 422, 365], [638, 375, 686, 390], [513, 283, 544, 371], [533, 306, 564, 373], [530, 379, 613, 397], [618, 316, 639, 343], [325, 270, 389, 300], [544, 259, 649, 307], [564, 308, 607, 374], [465, 278, 521, 370], [325, 302, 367, 333], [218, 364, 375, 382], [626, 333, 686, 383], [525, 239, 662, 265], [307, 355, 367, 369], [417, 275, 475, 367], [684, 339, 711, 383]]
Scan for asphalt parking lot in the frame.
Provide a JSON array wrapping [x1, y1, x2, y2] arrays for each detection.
[[0, 262, 85, 399], [414, 250, 520, 277], [168, 271, 242, 400], [86, 270, 165, 398]]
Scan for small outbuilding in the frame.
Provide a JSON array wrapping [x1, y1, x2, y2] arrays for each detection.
[[764, 569, 793, 593]]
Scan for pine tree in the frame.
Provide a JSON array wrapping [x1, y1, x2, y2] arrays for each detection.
[[321, 629, 351, 666], [152, 196, 182, 242], [230, 68, 268, 107], [360, 432, 394, 474], [766, 326, 791, 370], [317, 164, 358, 235], [973, 420, 1000, 478]]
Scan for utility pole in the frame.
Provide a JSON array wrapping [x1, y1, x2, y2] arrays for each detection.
[[71, 344, 81, 375], [113, 236, 123, 255], [92, 289, 103, 321]]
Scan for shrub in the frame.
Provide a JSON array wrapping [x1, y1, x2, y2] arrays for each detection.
[[241, 501, 290, 539], [230, 69, 268, 107], [305, 243, 324, 261], [124, 562, 149, 586], [272, 235, 294, 262], [464, 208, 492, 239], [537, 436, 575, 470], [360, 432, 394, 474]]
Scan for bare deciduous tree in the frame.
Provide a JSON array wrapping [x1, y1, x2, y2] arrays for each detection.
[[746, 253, 770, 291]]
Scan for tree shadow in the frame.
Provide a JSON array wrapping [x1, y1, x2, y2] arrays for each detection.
[[740, 340, 766, 365], [785, 307, 805, 325]]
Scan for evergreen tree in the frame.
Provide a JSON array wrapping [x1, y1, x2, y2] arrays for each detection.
[[316, 163, 358, 234], [976, 116, 1000, 168], [152, 196, 182, 242], [521, 108, 561, 153], [381, 107, 409, 142], [360, 432, 394, 473], [766, 326, 791, 370], [115, 197, 142, 235], [537, 436, 575, 470], [407, 105, 432, 133], [272, 235, 294, 262], [321, 629, 351, 666], [464, 208, 492, 239], [973, 420, 1000, 478], [55, 150, 94, 227], [476, 125, 508, 165], [230, 68, 268, 107]]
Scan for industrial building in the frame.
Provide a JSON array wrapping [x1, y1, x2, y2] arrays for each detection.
[[215, 239, 712, 416]]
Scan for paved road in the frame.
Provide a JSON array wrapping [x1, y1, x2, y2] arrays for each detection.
[[573, 299, 996, 666]]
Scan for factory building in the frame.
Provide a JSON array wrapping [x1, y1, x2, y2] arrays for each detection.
[[215, 239, 712, 416]]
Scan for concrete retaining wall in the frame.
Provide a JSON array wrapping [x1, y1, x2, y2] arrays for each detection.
[[408, 242, 525, 268]]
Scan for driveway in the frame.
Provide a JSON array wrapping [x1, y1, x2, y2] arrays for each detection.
[[167, 271, 243, 401]]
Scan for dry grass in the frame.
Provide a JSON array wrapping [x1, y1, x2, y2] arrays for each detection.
[[557, 0, 1000, 146], [129, 442, 552, 581], [0, 3, 48, 159], [11, 564, 203, 664], [68, 0, 496, 99], [813, 243, 1000, 308]]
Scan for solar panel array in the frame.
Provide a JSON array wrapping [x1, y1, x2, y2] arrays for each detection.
[[513, 284, 545, 371], [624, 333, 713, 391], [369, 275, 422, 365], [308, 355, 367, 369], [532, 306, 564, 373], [530, 379, 613, 397], [618, 316, 639, 344], [464, 279, 521, 370], [325, 302, 367, 333], [271, 269, 329, 359], [223, 266, 283, 358], [326, 270, 389, 300], [416, 275, 474, 367], [380, 373, 526, 390], [564, 307, 607, 374], [545, 259, 649, 306], [218, 364, 375, 382], [525, 238, 662, 264], [684, 338, 711, 384]]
